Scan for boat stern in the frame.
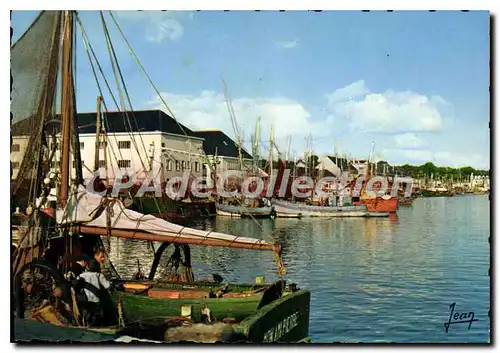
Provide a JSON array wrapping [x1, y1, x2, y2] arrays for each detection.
[[236, 288, 311, 343]]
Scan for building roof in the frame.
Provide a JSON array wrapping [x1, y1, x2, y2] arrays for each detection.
[[190, 130, 252, 159], [77, 109, 193, 136], [11, 109, 195, 137]]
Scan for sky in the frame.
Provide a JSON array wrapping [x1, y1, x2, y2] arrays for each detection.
[[11, 10, 490, 169]]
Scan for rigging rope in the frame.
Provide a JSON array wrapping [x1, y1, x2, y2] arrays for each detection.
[[80, 11, 286, 278], [77, 12, 165, 225]]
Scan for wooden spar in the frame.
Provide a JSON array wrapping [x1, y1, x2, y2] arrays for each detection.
[[74, 225, 275, 251], [94, 96, 102, 171], [58, 11, 74, 207]]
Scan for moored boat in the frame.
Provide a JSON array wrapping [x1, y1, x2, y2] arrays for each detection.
[[14, 186, 311, 343], [215, 202, 275, 218], [132, 195, 216, 221], [357, 196, 399, 213], [271, 199, 386, 218]]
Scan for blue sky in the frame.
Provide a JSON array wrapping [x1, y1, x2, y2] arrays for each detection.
[[11, 10, 490, 169]]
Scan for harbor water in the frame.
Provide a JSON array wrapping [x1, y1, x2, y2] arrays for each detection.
[[107, 195, 490, 343]]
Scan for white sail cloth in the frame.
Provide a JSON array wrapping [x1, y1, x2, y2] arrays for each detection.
[[56, 186, 270, 247]]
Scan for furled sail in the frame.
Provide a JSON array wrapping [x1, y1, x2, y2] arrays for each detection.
[[56, 186, 273, 251]]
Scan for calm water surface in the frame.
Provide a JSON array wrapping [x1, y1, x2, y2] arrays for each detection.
[[108, 195, 490, 343]]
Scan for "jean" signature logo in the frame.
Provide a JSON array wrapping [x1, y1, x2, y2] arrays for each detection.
[[444, 302, 478, 333]]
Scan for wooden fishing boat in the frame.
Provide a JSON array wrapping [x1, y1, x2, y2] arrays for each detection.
[[132, 195, 216, 221], [355, 196, 399, 213], [271, 199, 386, 218], [215, 202, 275, 218], [11, 10, 310, 343]]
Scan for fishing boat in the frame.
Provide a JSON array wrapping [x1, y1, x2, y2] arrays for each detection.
[[11, 10, 310, 343], [354, 194, 399, 213], [349, 144, 399, 214], [131, 192, 216, 222], [215, 198, 275, 218], [271, 199, 387, 218]]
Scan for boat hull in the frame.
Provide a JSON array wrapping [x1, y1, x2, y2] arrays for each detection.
[[132, 197, 215, 221], [114, 281, 310, 343], [271, 199, 373, 218], [215, 203, 274, 218], [354, 198, 398, 213]]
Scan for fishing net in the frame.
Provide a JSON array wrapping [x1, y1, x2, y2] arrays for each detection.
[[11, 11, 62, 209]]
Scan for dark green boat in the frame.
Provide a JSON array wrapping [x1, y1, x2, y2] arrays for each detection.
[[14, 249, 310, 342]]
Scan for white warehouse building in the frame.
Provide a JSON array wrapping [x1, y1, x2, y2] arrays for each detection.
[[11, 110, 255, 188]]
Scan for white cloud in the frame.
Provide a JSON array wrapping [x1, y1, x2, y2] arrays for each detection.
[[326, 80, 369, 104], [275, 39, 299, 49], [144, 81, 487, 169], [114, 11, 186, 43], [326, 81, 445, 134], [149, 90, 323, 155], [393, 133, 428, 150]]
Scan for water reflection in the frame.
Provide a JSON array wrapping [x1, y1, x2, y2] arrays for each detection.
[[107, 195, 489, 343]]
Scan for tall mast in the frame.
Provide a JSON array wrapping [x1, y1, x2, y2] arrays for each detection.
[[253, 117, 261, 172], [221, 75, 243, 171], [58, 10, 74, 207], [269, 124, 274, 182], [94, 96, 102, 171], [286, 135, 291, 162]]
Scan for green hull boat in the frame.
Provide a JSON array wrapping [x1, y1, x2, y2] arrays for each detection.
[[112, 281, 310, 342]]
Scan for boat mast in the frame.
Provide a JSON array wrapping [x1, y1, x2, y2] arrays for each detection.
[[58, 10, 74, 208], [269, 124, 274, 184], [94, 96, 102, 171], [221, 75, 243, 171]]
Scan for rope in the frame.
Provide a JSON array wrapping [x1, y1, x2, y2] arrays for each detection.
[[77, 12, 168, 221], [86, 11, 285, 278]]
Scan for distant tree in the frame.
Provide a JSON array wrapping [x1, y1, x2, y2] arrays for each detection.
[[420, 162, 437, 177]]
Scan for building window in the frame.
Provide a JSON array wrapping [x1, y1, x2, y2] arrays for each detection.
[[118, 160, 131, 168], [80, 142, 84, 149], [181, 161, 186, 170], [162, 142, 166, 148], [12, 144, 20, 152], [118, 141, 131, 149], [175, 161, 180, 171], [99, 160, 106, 168], [166, 159, 172, 171], [72, 160, 77, 168], [99, 141, 107, 149], [195, 162, 200, 172], [12, 161, 20, 169], [51, 161, 61, 169]]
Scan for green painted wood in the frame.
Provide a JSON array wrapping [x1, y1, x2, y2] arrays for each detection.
[[115, 291, 265, 323], [121, 280, 265, 293], [113, 281, 311, 342], [235, 289, 311, 343]]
